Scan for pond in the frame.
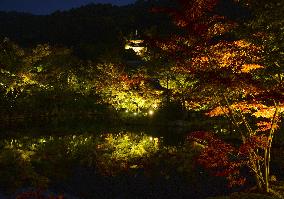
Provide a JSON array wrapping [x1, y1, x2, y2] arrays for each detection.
[[0, 118, 234, 199]]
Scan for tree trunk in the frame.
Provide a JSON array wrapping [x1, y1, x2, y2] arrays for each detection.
[[264, 148, 270, 193]]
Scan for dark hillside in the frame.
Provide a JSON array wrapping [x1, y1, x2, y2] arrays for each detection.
[[0, 1, 174, 60]]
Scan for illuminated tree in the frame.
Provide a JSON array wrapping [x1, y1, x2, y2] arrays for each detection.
[[93, 63, 162, 113], [0, 39, 98, 118], [0, 39, 45, 117], [0, 39, 79, 97], [153, 0, 283, 193]]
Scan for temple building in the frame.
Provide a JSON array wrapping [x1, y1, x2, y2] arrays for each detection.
[[125, 30, 146, 56]]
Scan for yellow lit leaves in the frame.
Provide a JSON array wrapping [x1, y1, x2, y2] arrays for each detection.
[[192, 56, 210, 68], [253, 105, 284, 118], [207, 22, 236, 37], [20, 73, 33, 84], [219, 51, 235, 68], [24, 44, 52, 66], [207, 102, 283, 134], [94, 63, 162, 112], [32, 44, 51, 57], [206, 106, 229, 117], [207, 101, 284, 119], [5, 72, 39, 95], [191, 39, 263, 72], [97, 133, 160, 173], [241, 64, 264, 73], [256, 121, 279, 132], [157, 36, 186, 53], [233, 40, 251, 48]]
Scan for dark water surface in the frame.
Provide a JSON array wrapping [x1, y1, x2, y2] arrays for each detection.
[[0, 118, 232, 199]]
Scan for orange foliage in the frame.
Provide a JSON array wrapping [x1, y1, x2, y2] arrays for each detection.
[[241, 64, 264, 73], [256, 121, 279, 132], [207, 102, 284, 119], [253, 105, 284, 118], [206, 106, 229, 117], [187, 39, 264, 74], [155, 0, 283, 190]]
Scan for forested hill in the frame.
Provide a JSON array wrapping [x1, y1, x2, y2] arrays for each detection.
[[0, 0, 174, 60]]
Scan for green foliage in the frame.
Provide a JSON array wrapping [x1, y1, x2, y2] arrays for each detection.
[[0, 147, 48, 193], [241, 0, 284, 88], [0, 132, 200, 193], [0, 39, 110, 120], [94, 63, 162, 112], [94, 133, 159, 175]]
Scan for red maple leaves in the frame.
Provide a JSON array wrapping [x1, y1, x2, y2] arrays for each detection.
[[188, 131, 275, 187]]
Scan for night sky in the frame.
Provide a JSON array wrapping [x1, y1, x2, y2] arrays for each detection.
[[0, 0, 136, 15]]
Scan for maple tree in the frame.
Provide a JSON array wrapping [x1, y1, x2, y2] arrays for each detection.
[[151, 0, 283, 193], [93, 63, 162, 113], [0, 39, 102, 119], [0, 39, 84, 97]]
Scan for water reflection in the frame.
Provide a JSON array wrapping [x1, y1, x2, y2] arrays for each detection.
[[0, 131, 226, 199], [0, 132, 165, 192]]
